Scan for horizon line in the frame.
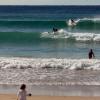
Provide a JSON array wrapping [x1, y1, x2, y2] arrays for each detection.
[[0, 4, 100, 6]]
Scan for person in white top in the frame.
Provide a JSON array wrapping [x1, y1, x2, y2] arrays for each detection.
[[17, 84, 27, 100]]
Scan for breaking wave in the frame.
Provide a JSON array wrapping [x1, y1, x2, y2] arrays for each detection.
[[41, 29, 100, 42], [0, 57, 100, 70]]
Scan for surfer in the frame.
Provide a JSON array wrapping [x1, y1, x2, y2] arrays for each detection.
[[68, 19, 76, 26], [88, 49, 95, 59], [71, 19, 75, 23], [53, 27, 58, 32], [52, 27, 59, 35]]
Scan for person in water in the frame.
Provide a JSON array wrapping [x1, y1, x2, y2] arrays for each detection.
[[71, 19, 76, 25], [53, 27, 58, 32], [88, 49, 95, 59], [71, 19, 74, 23]]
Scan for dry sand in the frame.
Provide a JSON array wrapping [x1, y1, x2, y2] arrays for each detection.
[[1, 94, 100, 100]]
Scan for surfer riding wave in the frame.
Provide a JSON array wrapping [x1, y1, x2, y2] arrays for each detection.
[[67, 19, 76, 26]]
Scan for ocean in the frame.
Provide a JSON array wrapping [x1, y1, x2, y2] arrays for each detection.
[[0, 5, 99, 58], [0, 6, 100, 92]]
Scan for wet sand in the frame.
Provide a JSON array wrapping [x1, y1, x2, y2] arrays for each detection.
[[1, 94, 100, 100], [1, 84, 100, 100], [0, 85, 100, 96]]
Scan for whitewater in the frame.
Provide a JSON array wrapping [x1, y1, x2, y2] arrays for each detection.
[[41, 29, 100, 42], [1, 57, 100, 70], [0, 57, 99, 85]]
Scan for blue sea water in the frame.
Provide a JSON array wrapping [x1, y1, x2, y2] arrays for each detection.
[[0, 5, 100, 58]]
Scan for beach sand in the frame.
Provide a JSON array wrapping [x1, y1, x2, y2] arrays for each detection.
[[1, 94, 100, 100]]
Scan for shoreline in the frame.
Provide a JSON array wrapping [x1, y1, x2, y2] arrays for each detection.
[[0, 84, 100, 96]]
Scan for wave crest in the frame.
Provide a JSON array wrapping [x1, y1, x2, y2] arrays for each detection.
[[0, 57, 100, 70], [66, 18, 100, 28], [41, 29, 100, 42]]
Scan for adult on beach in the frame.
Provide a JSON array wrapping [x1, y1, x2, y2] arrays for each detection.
[[17, 84, 31, 100], [88, 49, 95, 59]]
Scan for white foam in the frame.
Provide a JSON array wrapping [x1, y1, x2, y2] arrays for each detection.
[[0, 57, 100, 85], [75, 17, 100, 22], [41, 30, 100, 42], [72, 33, 94, 41], [0, 57, 99, 70]]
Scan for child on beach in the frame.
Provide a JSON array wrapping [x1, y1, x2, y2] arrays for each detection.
[[17, 84, 31, 100]]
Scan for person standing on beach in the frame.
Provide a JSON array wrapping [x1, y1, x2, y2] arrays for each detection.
[[17, 84, 31, 100], [88, 49, 95, 59], [17, 84, 27, 100]]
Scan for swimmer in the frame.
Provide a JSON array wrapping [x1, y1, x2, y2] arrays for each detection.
[[53, 27, 58, 32], [88, 49, 95, 59]]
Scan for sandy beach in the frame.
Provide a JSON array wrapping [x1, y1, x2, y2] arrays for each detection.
[[0, 94, 100, 100]]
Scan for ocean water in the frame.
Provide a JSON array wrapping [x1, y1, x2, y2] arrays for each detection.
[[0, 5, 99, 58], [0, 6, 100, 87]]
